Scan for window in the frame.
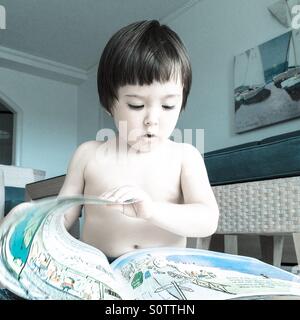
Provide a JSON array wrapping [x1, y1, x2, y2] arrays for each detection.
[[0, 101, 14, 165]]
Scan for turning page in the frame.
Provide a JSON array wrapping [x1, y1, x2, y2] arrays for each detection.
[[0, 196, 127, 300]]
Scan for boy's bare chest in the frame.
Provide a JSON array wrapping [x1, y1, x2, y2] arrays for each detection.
[[84, 151, 183, 202]]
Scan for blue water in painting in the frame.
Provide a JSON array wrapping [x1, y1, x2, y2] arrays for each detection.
[[259, 31, 291, 83]]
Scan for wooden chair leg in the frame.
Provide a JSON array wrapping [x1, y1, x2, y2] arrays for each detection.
[[224, 235, 238, 255], [273, 236, 284, 267], [186, 237, 197, 248], [260, 235, 284, 267], [292, 233, 300, 266], [195, 236, 211, 250]]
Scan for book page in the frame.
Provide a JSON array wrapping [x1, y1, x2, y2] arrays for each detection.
[[111, 247, 300, 300], [0, 196, 130, 300]]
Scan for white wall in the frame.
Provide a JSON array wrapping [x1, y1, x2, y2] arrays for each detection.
[[77, 66, 116, 145], [77, 68, 100, 145], [167, 0, 300, 152], [0, 67, 78, 178]]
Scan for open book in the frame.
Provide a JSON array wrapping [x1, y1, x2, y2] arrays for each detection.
[[1, 195, 300, 300]]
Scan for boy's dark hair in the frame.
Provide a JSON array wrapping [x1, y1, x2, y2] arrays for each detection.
[[97, 20, 192, 114]]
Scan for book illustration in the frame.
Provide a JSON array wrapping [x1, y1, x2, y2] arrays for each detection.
[[0, 196, 125, 300], [1, 195, 300, 300], [111, 248, 300, 300]]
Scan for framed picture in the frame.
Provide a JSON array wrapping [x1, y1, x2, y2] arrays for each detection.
[[234, 30, 300, 133]]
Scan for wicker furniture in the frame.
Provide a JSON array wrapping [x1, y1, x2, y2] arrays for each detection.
[[210, 176, 300, 267], [198, 130, 300, 267]]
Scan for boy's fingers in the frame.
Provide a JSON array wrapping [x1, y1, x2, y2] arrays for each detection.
[[99, 187, 120, 198], [123, 198, 140, 204], [109, 188, 132, 201], [103, 203, 135, 218], [106, 194, 139, 204], [99, 185, 132, 199], [103, 196, 140, 206], [100, 185, 140, 201]]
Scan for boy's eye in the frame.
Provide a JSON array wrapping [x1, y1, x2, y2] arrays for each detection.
[[127, 104, 144, 110], [162, 105, 175, 110]]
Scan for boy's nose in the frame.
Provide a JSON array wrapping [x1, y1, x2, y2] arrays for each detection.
[[144, 117, 158, 126], [144, 110, 159, 126]]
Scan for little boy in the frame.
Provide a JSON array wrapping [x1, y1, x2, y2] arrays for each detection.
[[59, 20, 219, 260]]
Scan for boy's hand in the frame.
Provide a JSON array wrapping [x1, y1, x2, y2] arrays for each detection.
[[98, 185, 154, 220]]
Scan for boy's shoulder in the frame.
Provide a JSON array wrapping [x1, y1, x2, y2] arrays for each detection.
[[175, 142, 204, 169], [162, 140, 202, 160], [180, 142, 201, 153], [76, 140, 103, 151], [171, 141, 202, 157], [72, 140, 104, 162]]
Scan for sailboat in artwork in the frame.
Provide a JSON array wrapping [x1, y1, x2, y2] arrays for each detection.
[[277, 30, 300, 100], [234, 47, 271, 111]]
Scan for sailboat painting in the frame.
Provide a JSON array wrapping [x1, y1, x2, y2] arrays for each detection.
[[234, 30, 300, 133]]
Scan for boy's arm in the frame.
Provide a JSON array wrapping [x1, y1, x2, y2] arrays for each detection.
[[103, 144, 219, 238], [59, 141, 95, 230], [148, 143, 219, 238]]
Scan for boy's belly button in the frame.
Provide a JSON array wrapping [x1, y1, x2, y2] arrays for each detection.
[[133, 244, 139, 249]]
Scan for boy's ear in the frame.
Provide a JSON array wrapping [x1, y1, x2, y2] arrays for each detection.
[[104, 109, 112, 117]]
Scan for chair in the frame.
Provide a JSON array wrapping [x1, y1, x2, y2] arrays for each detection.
[[197, 130, 300, 267], [25, 175, 81, 239], [210, 176, 300, 267]]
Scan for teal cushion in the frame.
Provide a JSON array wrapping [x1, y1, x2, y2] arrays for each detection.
[[4, 187, 25, 216], [204, 130, 300, 186]]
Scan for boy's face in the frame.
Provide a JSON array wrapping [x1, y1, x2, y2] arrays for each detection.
[[112, 80, 183, 153]]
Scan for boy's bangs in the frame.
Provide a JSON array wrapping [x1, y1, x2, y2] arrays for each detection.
[[120, 53, 183, 87]]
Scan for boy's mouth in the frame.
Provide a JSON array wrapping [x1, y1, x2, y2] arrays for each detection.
[[144, 133, 155, 138]]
